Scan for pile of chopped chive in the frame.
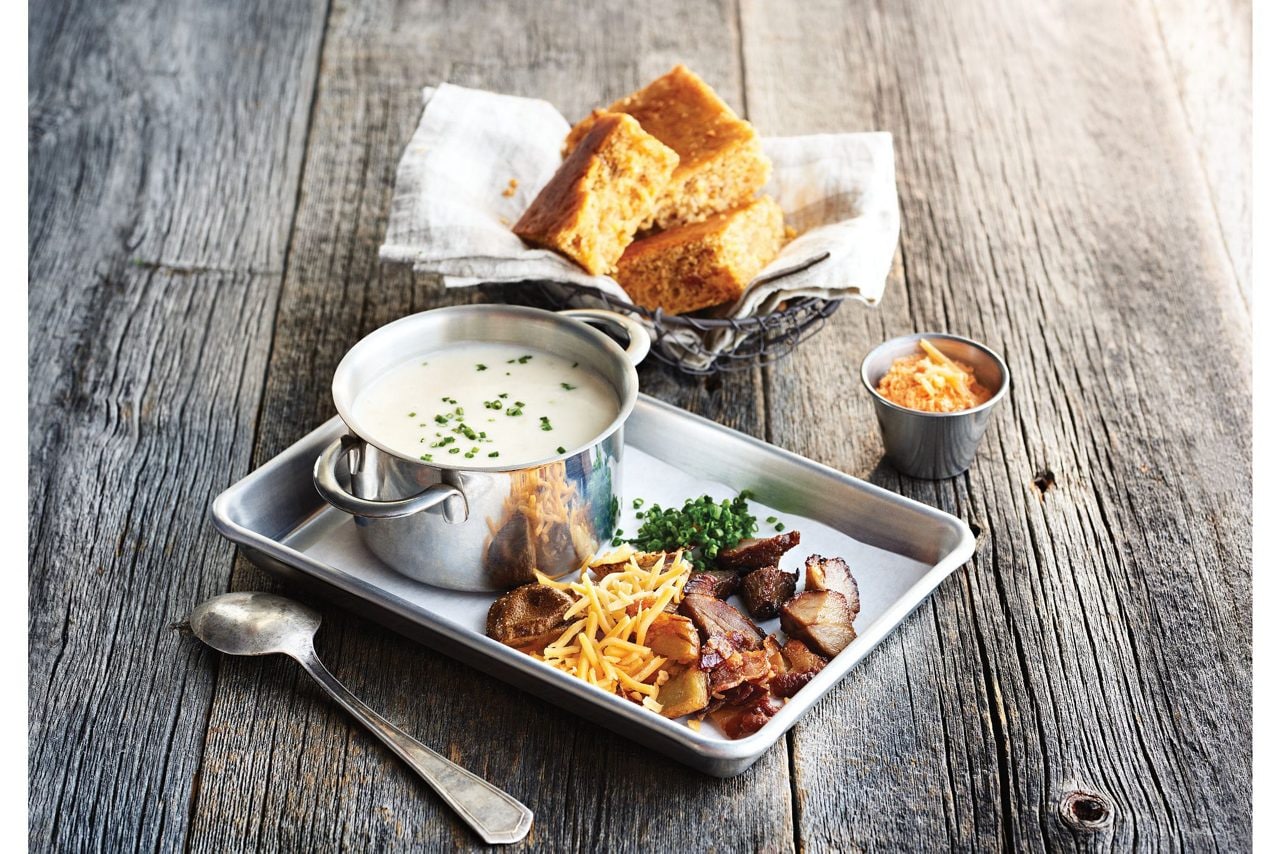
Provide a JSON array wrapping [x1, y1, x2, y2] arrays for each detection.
[[620, 491, 758, 570]]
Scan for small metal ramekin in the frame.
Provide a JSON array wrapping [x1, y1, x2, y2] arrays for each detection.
[[860, 332, 1010, 479]]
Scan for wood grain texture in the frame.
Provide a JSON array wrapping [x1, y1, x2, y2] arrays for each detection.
[[185, 1, 785, 851], [27, 0, 328, 850], [742, 0, 1251, 849], [1146, 0, 1251, 303], [28, 0, 1252, 850]]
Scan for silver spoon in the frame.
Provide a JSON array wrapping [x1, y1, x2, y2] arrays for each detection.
[[184, 591, 533, 845]]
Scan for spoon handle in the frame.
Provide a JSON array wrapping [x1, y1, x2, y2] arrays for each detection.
[[294, 650, 533, 845]]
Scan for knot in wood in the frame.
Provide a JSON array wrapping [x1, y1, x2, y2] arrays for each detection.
[[1033, 468, 1056, 495], [1059, 788, 1113, 832]]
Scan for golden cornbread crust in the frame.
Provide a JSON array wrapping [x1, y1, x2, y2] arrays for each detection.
[[616, 196, 785, 315], [565, 65, 771, 230], [514, 112, 678, 275]]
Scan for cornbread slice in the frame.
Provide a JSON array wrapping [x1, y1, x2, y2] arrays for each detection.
[[615, 195, 785, 315], [514, 112, 677, 275], [565, 65, 772, 230]]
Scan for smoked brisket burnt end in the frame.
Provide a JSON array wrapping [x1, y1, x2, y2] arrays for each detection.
[[780, 590, 856, 658], [739, 566, 798, 619], [679, 594, 764, 648], [804, 554, 861, 620], [684, 569, 741, 599], [716, 530, 801, 572]]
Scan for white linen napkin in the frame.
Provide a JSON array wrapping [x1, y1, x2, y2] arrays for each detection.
[[380, 83, 899, 370]]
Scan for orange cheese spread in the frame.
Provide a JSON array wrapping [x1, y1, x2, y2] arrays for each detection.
[[876, 340, 992, 413]]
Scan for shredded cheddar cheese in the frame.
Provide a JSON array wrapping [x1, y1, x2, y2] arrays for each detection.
[[876, 339, 993, 413], [531, 546, 691, 712]]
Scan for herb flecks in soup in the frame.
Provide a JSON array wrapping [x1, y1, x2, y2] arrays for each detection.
[[353, 343, 618, 465]]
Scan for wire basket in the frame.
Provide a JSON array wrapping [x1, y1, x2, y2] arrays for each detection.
[[489, 281, 842, 375]]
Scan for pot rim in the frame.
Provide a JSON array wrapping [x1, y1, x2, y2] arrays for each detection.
[[332, 304, 639, 473]]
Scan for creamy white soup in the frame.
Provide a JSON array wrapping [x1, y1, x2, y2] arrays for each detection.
[[351, 342, 618, 465]]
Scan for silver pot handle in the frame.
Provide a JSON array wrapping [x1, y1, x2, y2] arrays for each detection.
[[313, 436, 468, 521], [557, 308, 651, 366]]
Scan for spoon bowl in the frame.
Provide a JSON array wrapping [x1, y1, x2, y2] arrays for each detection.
[[189, 591, 321, 657]]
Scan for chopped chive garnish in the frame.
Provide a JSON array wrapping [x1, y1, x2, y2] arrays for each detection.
[[476, 364, 488, 371], [539, 416, 553, 432], [420, 453, 432, 461], [615, 528, 624, 537], [556, 446, 566, 454], [448, 447, 460, 454], [765, 516, 778, 524], [506, 406, 523, 416], [561, 382, 576, 390], [571, 361, 579, 368], [774, 522, 786, 532], [518, 355, 532, 364], [488, 451, 500, 458], [626, 491, 759, 570], [407, 412, 416, 417], [498, 393, 509, 398], [632, 498, 644, 509]]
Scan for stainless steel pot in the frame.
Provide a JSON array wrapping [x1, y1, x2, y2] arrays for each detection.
[[313, 305, 650, 591]]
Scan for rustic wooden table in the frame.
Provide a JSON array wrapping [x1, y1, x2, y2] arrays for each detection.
[[29, 0, 1252, 850]]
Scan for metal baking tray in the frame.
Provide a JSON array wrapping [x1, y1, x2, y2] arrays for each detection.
[[211, 395, 974, 777]]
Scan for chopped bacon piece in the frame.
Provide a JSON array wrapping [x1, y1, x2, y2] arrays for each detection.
[[771, 670, 818, 698], [707, 648, 771, 694], [709, 687, 784, 738], [780, 638, 829, 674]]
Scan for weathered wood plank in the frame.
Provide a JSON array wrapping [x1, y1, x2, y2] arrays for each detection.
[[27, 0, 329, 851], [1145, 0, 1251, 303], [743, 0, 1250, 849], [186, 2, 786, 851]]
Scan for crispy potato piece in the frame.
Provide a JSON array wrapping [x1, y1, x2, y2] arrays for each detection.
[[657, 666, 710, 718], [485, 583, 574, 650], [646, 612, 700, 664]]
